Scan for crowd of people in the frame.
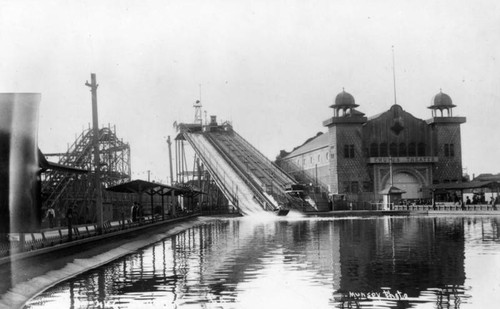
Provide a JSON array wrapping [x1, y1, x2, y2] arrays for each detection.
[[397, 199, 432, 206], [393, 194, 500, 211]]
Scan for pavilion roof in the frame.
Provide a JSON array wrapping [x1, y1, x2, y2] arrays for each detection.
[[105, 179, 191, 196], [424, 181, 500, 191]]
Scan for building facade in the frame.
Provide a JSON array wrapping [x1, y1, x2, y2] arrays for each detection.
[[277, 90, 466, 205]]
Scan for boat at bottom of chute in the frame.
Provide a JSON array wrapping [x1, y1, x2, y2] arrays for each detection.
[[275, 209, 290, 216], [273, 205, 290, 216]]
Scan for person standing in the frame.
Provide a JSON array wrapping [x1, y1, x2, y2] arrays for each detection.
[[137, 203, 143, 222], [460, 199, 465, 211], [66, 206, 73, 241], [46, 206, 55, 228], [131, 202, 137, 222]]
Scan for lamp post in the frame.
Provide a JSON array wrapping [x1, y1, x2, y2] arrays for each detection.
[[167, 136, 176, 217]]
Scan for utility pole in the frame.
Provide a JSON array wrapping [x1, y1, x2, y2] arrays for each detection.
[[167, 136, 176, 217], [85, 73, 104, 234]]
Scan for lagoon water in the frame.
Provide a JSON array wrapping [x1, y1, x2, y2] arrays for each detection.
[[24, 215, 500, 308]]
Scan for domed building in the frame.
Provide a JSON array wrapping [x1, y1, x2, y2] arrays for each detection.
[[276, 89, 466, 209]]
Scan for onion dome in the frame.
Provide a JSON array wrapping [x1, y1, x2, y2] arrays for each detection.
[[429, 90, 456, 109], [330, 89, 359, 108]]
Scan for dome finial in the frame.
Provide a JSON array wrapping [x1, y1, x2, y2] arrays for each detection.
[[332, 89, 358, 107], [429, 90, 455, 109]]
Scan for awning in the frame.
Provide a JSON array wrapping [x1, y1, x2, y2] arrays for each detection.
[[105, 179, 200, 196], [424, 181, 500, 191], [106, 179, 173, 194]]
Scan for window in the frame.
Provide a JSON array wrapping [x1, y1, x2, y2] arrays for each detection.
[[310, 156, 313, 163], [417, 143, 425, 156], [362, 181, 373, 192], [344, 144, 355, 158], [318, 154, 321, 163], [399, 143, 407, 157], [351, 181, 359, 193], [389, 143, 398, 157], [370, 143, 378, 157], [326, 152, 329, 160], [380, 143, 388, 157], [343, 181, 351, 193], [444, 144, 455, 157], [408, 143, 416, 156]]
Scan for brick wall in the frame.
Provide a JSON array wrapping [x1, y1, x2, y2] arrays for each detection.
[[432, 124, 463, 182]]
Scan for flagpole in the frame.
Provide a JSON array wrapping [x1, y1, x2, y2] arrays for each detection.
[[392, 45, 397, 105]]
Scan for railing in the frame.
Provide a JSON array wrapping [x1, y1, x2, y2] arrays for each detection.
[[369, 203, 392, 210], [393, 204, 432, 211], [227, 132, 293, 189], [210, 132, 304, 210], [0, 214, 196, 259], [203, 132, 274, 211], [232, 130, 296, 185], [200, 206, 240, 216], [183, 133, 240, 209], [393, 203, 499, 211]]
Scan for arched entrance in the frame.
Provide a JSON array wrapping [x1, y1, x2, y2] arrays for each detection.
[[393, 172, 421, 199]]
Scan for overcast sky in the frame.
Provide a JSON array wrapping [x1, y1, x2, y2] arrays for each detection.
[[1, 0, 499, 182]]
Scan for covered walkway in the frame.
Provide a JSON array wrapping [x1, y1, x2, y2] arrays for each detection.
[[105, 179, 203, 219]]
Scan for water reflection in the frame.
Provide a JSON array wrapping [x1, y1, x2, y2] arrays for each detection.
[[24, 216, 500, 308], [335, 217, 467, 308]]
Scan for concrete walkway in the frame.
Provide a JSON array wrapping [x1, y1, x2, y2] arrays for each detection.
[[429, 210, 500, 216], [0, 214, 196, 266], [304, 210, 419, 217], [0, 214, 203, 309], [304, 209, 500, 217]]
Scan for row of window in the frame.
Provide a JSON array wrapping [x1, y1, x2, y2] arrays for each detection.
[[433, 179, 459, 184], [369, 142, 426, 157], [294, 142, 454, 164], [343, 181, 373, 193], [296, 152, 330, 166]]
